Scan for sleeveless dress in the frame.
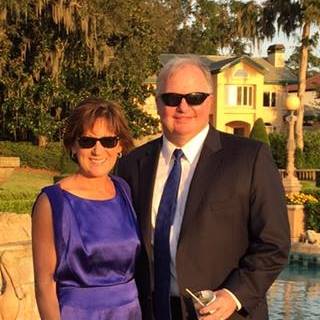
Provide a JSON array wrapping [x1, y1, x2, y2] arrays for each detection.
[[41, 176, 141, 319]]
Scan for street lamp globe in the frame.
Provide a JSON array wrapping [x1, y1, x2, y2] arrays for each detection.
[[285, 95, 300, 111]]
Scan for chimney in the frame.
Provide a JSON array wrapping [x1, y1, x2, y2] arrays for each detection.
[[267, 44, 285, 68]]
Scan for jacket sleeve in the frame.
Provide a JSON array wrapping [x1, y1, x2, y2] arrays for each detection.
[[223, 143, 291, 315]]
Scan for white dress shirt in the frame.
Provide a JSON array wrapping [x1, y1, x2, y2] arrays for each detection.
[[151, 125, 209, 295], [151, 125, 242, 310]]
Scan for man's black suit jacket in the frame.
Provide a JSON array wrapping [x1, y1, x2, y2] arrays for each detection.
[[117, 126, 291, 320]]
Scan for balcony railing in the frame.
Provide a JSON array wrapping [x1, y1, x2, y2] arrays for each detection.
[[279, 169, 320, 181]]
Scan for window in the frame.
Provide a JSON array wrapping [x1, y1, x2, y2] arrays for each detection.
[[225, 85, 254, 106], [263, 92, 276, 107]]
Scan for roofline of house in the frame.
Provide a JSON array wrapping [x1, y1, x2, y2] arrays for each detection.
[[212, 56, 266, 74]]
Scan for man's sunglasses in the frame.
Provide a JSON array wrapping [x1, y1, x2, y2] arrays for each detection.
[[78, 136, 119, 149], [160, 92, 211, 107]]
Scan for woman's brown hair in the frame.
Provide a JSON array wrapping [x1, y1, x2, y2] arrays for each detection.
[[63, 97, 134, 155]]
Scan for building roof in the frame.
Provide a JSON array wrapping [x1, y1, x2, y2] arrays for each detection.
[[287, 73, 320, 92], [146, 54, 297, 85]]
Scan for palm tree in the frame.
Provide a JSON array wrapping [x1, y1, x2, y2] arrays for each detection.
[[230, 0, 263, 54], [260, 0, 320, 150]]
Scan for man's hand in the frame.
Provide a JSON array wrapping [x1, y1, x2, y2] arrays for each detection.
[[197, 289, 237, 320]]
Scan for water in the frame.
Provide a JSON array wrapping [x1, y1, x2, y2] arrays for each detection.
[[267, 264, 320, 320]]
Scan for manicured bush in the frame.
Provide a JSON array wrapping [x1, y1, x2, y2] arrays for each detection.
[[286, 191, 320, 232], [53, 147, 78, 183], [269, 130, 320, 169], [0, 199, 34, 214], [0, 141, 62, 170], [295, 147, 305, 169], [0, 191, 37, 201], [269, 132, 286, 168], [302, 131, 320, 169], [303, 190, 320, 232], [59, 147, 78, 175], [249, 118, 270, 146], [305, 202, 320, 232], [0, 191, 37, 214]]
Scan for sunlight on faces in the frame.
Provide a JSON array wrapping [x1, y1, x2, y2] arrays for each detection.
[[156, 64, 213, 146], [72, 117, 122, 178]]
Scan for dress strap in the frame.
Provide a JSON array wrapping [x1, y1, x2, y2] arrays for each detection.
[[40, 184, 66, 265]]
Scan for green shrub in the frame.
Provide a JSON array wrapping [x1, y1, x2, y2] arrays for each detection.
[[0, 191, 37, 214], [269, 132, 286, 168], [295, 147, 305, 169], [269, 130, 320, 169], [249, 118, 270, 145], [303, 190, 320, 232], [302, 131, 320, 169], [0, 141, 62, 170], [0, 200, 34, 214], [52, 147, 78, 183], [0, 191, 37, 201], [59, 147, 78, 175], [305, 202, 320, 232]]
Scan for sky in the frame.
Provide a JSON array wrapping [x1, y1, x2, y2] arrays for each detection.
[[256, 31, 301, 59], [257, 26, 320, 60]]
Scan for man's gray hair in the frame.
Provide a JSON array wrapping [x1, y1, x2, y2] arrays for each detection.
[[156, 55, 213, 95]]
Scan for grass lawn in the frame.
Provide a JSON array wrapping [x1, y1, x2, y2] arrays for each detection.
[[1, 168, 56, 193], [0, 168, 57, 213]]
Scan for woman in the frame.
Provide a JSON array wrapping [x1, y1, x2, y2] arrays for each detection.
[[32, 98, 141, 319]]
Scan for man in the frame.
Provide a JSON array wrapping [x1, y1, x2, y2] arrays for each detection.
[[117, 56, 290, 320]]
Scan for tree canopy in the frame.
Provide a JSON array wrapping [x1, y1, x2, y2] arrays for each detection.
[[1, 0, 319, 146], [0, 0, 181, 141], [169, 0, 263, 55]]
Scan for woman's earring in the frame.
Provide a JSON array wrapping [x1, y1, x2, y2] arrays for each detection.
[[117, 152, 122, 159]]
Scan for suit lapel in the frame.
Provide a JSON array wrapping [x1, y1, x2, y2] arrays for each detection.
[[179, 127, 223, 244], [138, 138, 162, 258]]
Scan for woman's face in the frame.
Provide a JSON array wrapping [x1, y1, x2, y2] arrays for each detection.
[[72, 117, 122, 178]]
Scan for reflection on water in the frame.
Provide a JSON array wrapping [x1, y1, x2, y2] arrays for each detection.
[[267, 264, 320, 320]]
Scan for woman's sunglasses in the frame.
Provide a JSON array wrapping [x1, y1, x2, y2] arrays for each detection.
[[160, 92, 211, 107], [78, 136, 119, 149]]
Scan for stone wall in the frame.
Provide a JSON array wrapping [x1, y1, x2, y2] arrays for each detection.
[[0, 213, 40, 320]]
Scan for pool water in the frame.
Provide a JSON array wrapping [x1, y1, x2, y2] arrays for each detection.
[[267, 264, 320, 319]]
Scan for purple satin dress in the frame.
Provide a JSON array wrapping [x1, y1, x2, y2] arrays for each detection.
[[42, 176, 141, 319]]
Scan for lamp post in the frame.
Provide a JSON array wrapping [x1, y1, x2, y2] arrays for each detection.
[[282, 95, 302, 195]]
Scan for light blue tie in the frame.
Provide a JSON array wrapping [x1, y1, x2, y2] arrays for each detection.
[[154, 148, 184, 320]]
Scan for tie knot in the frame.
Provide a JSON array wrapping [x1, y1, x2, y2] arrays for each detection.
[[173, 148, 183, 161]]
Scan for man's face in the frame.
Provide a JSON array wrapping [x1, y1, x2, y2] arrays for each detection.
[[156, 64, 212, 146]]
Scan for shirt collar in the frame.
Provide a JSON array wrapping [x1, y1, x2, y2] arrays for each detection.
[[161, 125, 209, 164]]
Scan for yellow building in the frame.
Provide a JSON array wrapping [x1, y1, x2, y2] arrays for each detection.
[[143, 44, 297, 137]]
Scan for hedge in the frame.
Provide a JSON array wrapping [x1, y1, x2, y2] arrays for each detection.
[[305, 202, 320, 232], [0, 191, 37, 214], [304, 190, 320, 232], [0, 141, 76, 172], [269, 130, 320, 169], [249, 118, 270, 145]]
